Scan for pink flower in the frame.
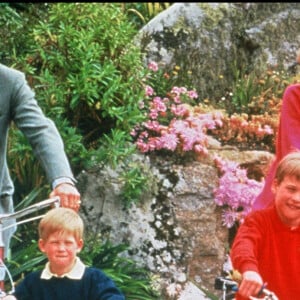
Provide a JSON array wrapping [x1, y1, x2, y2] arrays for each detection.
[[171, 86, 187, 95], [222, 209, 239, 228], [145, 85, 154, 97], [148, 137, 159, 151], [152, 97, 167, 112], [147, 61, 158, 72], [149, 109, 159, 119], [187, 90, 198, 99], [171, 119, 188, 133], [130, 129, 137, 136], [144, 120, 161, 132], [263, 125, 273, 135], [171, 104, 189, 117], [136, 139, 149, 153], [194, 143, 208, 155], [213, 156, 264, 227], [158, 132, 179, 151]]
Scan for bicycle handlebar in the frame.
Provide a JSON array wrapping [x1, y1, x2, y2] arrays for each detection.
[[215, 276, 279, 300], [0, 196, 60, 224]]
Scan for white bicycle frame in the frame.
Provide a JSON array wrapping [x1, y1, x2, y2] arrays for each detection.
[[0, 196, 60, 297]]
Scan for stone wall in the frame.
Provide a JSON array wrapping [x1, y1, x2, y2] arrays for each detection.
[[77, 145, 274, 299]]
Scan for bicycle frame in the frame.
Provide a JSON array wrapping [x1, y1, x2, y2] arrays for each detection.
[[0, 196, 60, 297]]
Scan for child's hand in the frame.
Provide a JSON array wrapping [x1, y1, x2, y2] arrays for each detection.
[[238, 270, 263, 299]]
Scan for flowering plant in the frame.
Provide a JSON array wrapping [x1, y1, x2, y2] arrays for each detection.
[[213, 155, 263, 228], [131, 61, 223, 157], [131, 61, 268, 228]]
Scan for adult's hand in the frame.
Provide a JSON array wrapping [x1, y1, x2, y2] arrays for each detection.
[[50, 183, 81, 212]]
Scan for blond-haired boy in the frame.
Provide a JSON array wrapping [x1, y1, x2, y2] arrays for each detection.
[[3, 207, 125, 300]]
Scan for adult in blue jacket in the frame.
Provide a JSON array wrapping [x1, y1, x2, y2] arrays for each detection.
[[0, 63, 81, 256]]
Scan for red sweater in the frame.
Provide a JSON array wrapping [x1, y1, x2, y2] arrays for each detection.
[[230, 205, 300, 300]]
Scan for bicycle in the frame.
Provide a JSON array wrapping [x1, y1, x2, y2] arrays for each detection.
[[214, 275, 279, 300], [0, 196, 60, 297]]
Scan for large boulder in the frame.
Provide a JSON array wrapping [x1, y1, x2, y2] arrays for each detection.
[[135, 3, 300, 101]]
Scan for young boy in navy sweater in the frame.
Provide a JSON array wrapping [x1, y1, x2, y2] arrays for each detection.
[[3, 207, 125, 300]]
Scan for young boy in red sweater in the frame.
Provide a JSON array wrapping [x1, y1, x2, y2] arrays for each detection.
[[2, 207, 125, 300], [231, 151, 300, 300]]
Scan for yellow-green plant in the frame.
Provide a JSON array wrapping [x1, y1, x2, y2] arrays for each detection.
[[123, 3, 172, 26]]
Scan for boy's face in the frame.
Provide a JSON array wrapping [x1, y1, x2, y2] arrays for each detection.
[[272, 175, 300, 227], [38, 231, 83, 276]]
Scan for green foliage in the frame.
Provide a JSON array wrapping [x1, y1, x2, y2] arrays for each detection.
[[21, 2, 146, 147], [96, 129, 137, 168], [9, 187, 48, 253], [8, 241, 45, 277], [8, 129, 49, 201], [221, 62, 291, 115], [4, 188, 51, 291], [123, 3, 172, 28], [120, 161, 153, 207], [4, 3, 150, 207], [82, 238, 160, 299], [0, 3, 23, 64], [0, 3, 48, 65], [7, 120, 86, 202], [148, 63, 196, 96]]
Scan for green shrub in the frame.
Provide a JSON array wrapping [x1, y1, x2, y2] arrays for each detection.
[[123, 3, 172, 28], [6, 3, 149, 204], [0, 3, 48, 65], [19, 3, 146, 146], [82, 238, 160, 299]]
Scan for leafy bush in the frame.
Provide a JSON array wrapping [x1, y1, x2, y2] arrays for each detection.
[[122, 3, 172, 29], [81, 238, 160, 299], [20, 3, 146, 145], [0, 3, 48, 65], [6, 3, 148, 202]]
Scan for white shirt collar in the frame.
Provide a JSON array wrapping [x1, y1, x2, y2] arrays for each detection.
[[41, 257, 85, 280]]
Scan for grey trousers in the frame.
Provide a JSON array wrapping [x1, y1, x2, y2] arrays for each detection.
[[0, 195, 16, 258]]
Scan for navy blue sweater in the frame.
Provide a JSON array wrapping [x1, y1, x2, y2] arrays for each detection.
[[13, 267, 125, 300]]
